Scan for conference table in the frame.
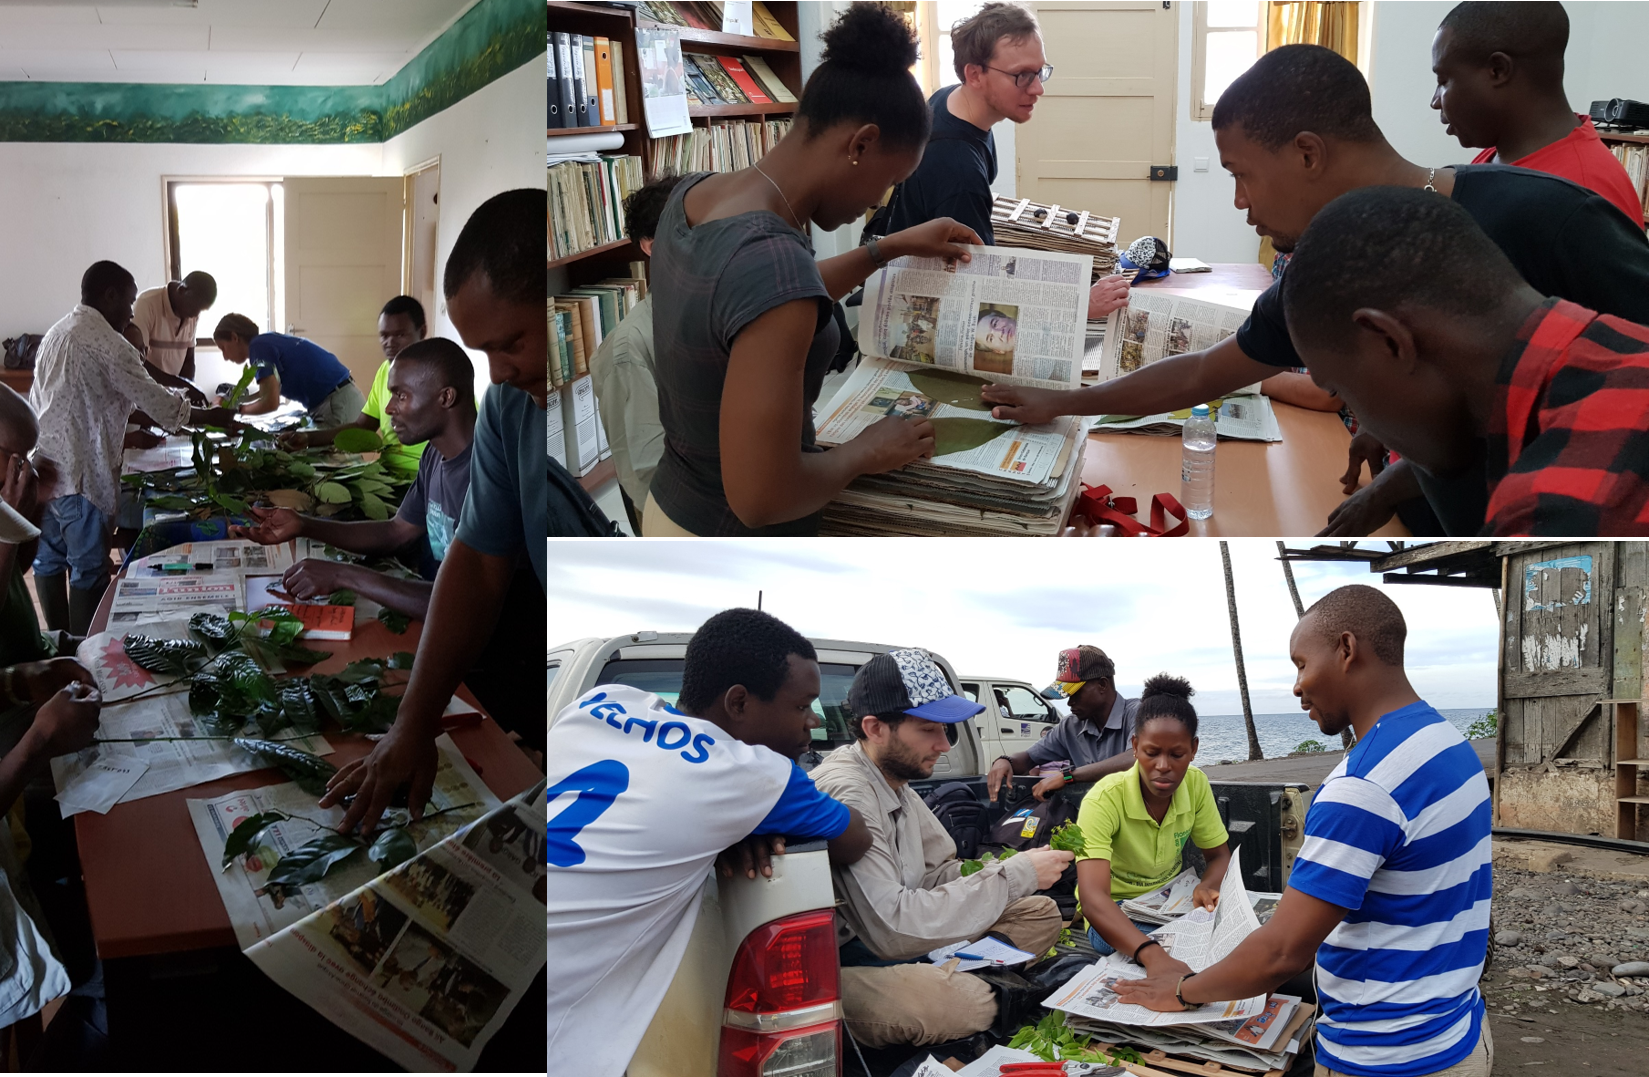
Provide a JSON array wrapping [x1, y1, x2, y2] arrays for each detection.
[[1074, 262, 1408, 538]]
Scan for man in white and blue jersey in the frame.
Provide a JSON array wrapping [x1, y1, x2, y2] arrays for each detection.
[[547, 608, 872, 1077], [1115, 585, 1493, 1077]]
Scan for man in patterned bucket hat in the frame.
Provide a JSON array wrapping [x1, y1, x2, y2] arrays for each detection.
[[810, 648, 1075, 1049]]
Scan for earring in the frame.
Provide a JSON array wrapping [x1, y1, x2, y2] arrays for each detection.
[[851, 158, 859, 166]]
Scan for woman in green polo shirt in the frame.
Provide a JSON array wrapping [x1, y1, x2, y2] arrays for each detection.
[[1073, 674, 1232, 978]]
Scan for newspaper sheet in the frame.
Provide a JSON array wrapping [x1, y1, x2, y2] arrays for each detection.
[[122, 437, 194, 473], [1091, 393, 1282, 443], [815, 357, 1078, 485], [1043, 959, 1265, 1027], [49, 682, 333, 814], [1145, 846, 1263, 972], [1069, 1000, 1314, 1073], [1097, 288, 1260, 383], [1118, 868, 1200, 924], [185, 735, 501, 951], [1200, 993, 1300, 1052], [131, 540, 294, 578], [76, 610, 216, 702], [107, 572, 244, 624], [232, 778, 542, 1071], [860, 246, 1090, 389]]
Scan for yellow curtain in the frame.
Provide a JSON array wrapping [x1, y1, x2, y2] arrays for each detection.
[[1266, 2, 1359, 62]]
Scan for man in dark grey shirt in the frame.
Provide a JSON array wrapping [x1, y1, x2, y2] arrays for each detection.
[[985, 645, 1139, 802]]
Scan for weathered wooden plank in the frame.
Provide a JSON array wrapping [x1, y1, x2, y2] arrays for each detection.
[[1504, 670, 1609, 698]]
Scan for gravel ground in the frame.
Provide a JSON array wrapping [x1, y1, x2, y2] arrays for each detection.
[[1483, 864, 1649, 1073]]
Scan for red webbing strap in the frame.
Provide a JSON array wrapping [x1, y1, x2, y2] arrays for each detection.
[[1073, 483, 1190, 537]]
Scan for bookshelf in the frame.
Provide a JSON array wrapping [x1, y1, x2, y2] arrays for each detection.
[[1599, 128, 1649, 226]]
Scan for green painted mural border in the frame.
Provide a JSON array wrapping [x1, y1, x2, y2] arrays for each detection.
[[0, 0, 541, 144]]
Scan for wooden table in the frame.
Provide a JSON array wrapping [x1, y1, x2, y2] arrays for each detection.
[[75, 561, 544, 959], [1078, 262, 1407, 537]]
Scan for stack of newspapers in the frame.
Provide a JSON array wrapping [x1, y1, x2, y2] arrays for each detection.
[[1040, 851, 1312, 1075], [817, 246, 1092, 536], [990, 195, 1121, 282]]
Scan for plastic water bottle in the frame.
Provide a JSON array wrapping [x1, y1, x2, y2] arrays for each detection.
[[1181, 404, 1216, 520]]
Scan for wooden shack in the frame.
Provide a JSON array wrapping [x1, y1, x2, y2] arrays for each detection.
[[1282, 541, 1648, 841]]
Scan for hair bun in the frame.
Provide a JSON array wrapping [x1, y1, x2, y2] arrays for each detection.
[[1141, 673, 1194, 701], [820, 2, 920, 76]]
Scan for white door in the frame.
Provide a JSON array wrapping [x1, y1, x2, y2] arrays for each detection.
[[960, 681, 1004, 762], [1020, 1, 1179, 246], [992, 683, 1063, 758], [404, 161, 442, 327], [282, 176, 405, 385]]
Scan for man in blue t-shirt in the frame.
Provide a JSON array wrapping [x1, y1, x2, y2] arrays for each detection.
[[1114, 585, 1492, 1077], [321, 189, 547, 835], [211, 314, 365, 425], [548, 608, 871, 1077]]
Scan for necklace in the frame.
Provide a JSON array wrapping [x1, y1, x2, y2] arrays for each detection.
[[753, 162, 803, 232], [1424, 166, 1438, 193]]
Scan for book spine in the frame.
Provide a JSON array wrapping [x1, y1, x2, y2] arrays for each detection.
[[554, 33, 578, 128], [547, 35, 560, 127], [595, 37, 616, 125], [718, 57, 771, 104], [569, 34, 590, 127], [611, 41, 628, 125], [583, 38, 600, 122]]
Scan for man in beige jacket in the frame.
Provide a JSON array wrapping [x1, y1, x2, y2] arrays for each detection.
[[811, 649, 1072, 1050]]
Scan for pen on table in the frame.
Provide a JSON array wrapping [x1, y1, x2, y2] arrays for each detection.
[[952, 951, 994, 962]]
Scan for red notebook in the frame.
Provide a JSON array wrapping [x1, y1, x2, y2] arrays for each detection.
[[717, 57, 772, 104]]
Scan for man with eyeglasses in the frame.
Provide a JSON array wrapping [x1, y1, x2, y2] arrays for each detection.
[[883, 3, 1129, 320]]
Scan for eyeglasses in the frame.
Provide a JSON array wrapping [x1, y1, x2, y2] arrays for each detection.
[[985, 63, 1053, 89]]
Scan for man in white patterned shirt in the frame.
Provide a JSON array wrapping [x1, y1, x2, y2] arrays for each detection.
[[30, 261, 238, 633]]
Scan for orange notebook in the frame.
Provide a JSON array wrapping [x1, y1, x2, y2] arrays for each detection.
[[717, 57, 772, 105], [246, 576, 357, 640], [594, 37, 617, 125]]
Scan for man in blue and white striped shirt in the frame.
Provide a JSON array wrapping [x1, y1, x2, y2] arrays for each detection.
[[1116, 585, 1493, 1077]]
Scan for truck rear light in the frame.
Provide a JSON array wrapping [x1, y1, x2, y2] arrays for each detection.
[[719, 911, 842, 1077]]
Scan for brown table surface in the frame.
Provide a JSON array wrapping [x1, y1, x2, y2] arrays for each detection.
[[75, 552, 544, 959], [1077, 262, 1407, 537]]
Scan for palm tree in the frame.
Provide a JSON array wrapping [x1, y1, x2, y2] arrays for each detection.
[[1221, 541, 1263, 761], [1276, 542, 1352, 749]]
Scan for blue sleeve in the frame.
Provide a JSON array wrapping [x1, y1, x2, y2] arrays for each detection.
[[752, 764, 851, 840], [247, 336, 277, 382], [454, 385, 522, 558], [1286, 777, 1405, 911], [1024, 723, 1068, 767]]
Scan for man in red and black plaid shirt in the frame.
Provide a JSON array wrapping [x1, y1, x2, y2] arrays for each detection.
[[1282, 185, 1649, 536]]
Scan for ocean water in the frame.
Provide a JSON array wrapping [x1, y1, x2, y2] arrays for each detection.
[[1192, 708, 1494, 764]]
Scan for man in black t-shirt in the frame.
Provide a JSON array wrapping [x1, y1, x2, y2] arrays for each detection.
[[883, 3, 1129, 320], [982, 45, 1649, 536]]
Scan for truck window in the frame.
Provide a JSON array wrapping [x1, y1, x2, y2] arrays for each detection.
[[1001, 685, 1058, 723], [593, 659, 866, 752], [547, 662, 560, 695], [960, 683, 980, 703]]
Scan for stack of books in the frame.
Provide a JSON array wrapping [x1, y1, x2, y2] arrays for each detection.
[[637, 1, 794, 39], [681, 53, 796, 107], [644, 118, 791, 179], [1606, 137, 1649, 220], [547, 153, 646, 262], [550, 278, 648, 389], [990, 195, 1121, 283]]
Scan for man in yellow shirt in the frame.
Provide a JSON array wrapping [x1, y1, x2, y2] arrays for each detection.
[[281, 296, 429, 474], [1073, 674, 1232, 978]]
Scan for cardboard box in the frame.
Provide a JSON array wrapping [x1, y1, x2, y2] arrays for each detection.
[[561, 376, 601, 476], [547, 387, 568, 469]]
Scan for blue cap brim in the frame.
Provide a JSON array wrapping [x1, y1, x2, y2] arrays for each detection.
[[904, 695, 986, 723]]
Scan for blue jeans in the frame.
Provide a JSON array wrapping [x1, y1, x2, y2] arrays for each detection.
[[34, 495, 111, 589], [1087, 901, 1164, 958]]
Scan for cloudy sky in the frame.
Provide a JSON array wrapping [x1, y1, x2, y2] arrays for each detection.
[[547, 540, 1500, 715]]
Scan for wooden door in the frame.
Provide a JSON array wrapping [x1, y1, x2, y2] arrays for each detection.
[[1020, 1, 1178, 247], [1498, 544, 1616, 834], [282, 176, 405, 384]]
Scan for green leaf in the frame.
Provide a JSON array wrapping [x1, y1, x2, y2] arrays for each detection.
[[387, 652, 415, 670], [930, 416, 1012, 458], [189, 612, 236, 649], [367, 828, 418, 873], [147, 494, 196, 511], [220, 810, 291, 870], [122, 635, 209, 675], [224, 364, 257, 409], [338, 692, 398, 735], [333, 428, 383, 454], [240, 634, 332, 670], [266, 830, 363, 887], [903, 367, 994, 412], [286, 461, 317, 479], [232, 738, 339, 795], [275, 679, 322, 735], [357, 492, 390, 520], [314, 481, 352, 504], [211, 492, 251, 515], [1049, 821, 1087, 855], [328, 589, 357, 606], [377, 608, 410, 634]]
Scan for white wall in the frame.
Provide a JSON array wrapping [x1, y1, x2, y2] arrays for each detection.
[[0, 57, 539, 402], [1170, 0, 1257, 263], [382, 59, 544, 401]]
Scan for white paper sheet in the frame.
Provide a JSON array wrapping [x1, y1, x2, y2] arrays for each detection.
[[927, 935, 1036, 972], [53, 758, 149, 816]]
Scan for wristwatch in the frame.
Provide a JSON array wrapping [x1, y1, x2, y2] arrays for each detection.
[[1061, 766, 1076, 784], [866, 234, 888, 267], [1174, 974, 1197, 1011]]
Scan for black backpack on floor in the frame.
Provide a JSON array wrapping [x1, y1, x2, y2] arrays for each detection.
[[922, 782, 992, 860]]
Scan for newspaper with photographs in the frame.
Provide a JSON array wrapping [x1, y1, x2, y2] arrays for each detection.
[[817, 246, 1090, 486], [1067, 995, 1314, 1074], [233, 779, 544, 1072], [1043, 959, 1265, 1028], [1140, 845, 1264, 973]]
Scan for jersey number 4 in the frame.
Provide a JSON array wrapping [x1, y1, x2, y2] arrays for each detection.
[[547, 759, 630, 867]]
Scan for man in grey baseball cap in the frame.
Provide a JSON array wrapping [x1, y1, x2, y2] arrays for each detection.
[[811, 648, 1073, 1049]]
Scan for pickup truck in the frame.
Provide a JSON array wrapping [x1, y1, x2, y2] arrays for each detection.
[[958, 676, 1064, 762], [548, 633, 1312, 1077]]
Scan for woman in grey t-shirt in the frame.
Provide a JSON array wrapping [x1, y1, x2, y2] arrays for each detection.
[[643, 4, 982, 537]]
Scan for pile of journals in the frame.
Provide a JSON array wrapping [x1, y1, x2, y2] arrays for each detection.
[[636, 1, 794, 40], [990, 194, 1121, 283], [550, 277, 648, 389], [644, 118, 792, 180], [548, 153, 645, 262], [680, 52, 795, 107]]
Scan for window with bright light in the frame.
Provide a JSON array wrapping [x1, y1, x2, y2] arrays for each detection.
[[1193, 1, 1264, 121], [168, 181, 283, 338]]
